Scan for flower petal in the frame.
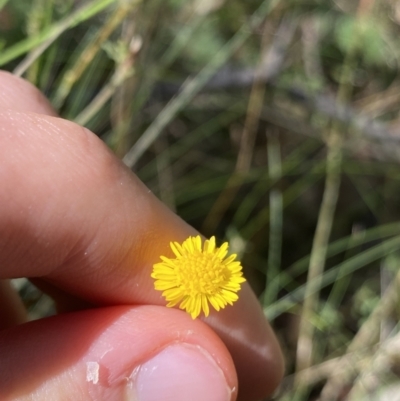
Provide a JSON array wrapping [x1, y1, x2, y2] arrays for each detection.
[[170, 242, 183, 258], [216, 242, 228, 259], [194, 236, 202, 252], [154, 281, 177, 291], [223, 254, 237, 265], [201, 294, 210, 317], [208, 295, 221, 312], [204, 236, 216, 253]]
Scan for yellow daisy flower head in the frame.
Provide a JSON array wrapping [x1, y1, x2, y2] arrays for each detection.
[[151, 235, 246, 319]]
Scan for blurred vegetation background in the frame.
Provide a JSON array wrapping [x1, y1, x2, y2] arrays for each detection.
[[3, 0, 400, 399]]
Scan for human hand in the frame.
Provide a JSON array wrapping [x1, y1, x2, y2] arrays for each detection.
[[0, 71, 284, 401]]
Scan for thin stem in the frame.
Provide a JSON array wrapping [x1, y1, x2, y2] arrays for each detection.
[[295, 128, 343, 378], [53, 1, 138, 109], [294, 0, 366, 385], [74, 55, 135, 126], [265, 234, 400, 320], [201, 17, 295, 233], [320, 263, 400, 400], [263, 131, 283, 306], [122, 0, 282, 168]]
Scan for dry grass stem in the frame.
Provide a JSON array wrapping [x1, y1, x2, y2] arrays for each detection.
[[10, 0, 116, 74], [74, 52, 136, 126], [202, 18, 296, 233], [53, 1, 139, 109], [319, 265, 400, 400], [122, 0, 282, 169], [295, 129, 343, 380]]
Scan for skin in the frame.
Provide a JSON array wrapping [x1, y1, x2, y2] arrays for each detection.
[[0, 71, 284, 401]]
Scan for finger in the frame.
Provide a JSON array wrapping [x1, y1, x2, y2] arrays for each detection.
[[30, 278, 95, 313], [0, 109, 192, 301], [0, 71, 57, 116], [0, 306, 237, 401], [0, 71, 56, 327], [0, 72, 284, 399]]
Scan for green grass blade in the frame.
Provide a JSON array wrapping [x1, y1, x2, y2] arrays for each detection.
[[0, 0, 115, 67], [266, 234, 400, 320], [122, 0, 282, 167]]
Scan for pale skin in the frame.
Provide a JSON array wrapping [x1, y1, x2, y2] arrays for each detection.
[[0, 71, 284, 401]]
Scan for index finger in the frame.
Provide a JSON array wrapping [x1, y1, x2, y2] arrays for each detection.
[[0, 71, 284, 400]]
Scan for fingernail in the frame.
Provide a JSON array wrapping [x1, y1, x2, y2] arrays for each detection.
[[127, 343, 231, 401]]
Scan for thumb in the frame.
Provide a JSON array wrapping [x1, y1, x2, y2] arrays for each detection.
[[1, 306, 237, 401]]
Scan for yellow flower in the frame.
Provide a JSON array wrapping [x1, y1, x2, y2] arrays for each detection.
[[151, 235, 246, 319]]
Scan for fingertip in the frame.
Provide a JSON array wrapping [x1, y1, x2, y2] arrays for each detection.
[[127, 343, 234, 401], [0, 70, 57, 116], [0, 306, 238, 401]]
